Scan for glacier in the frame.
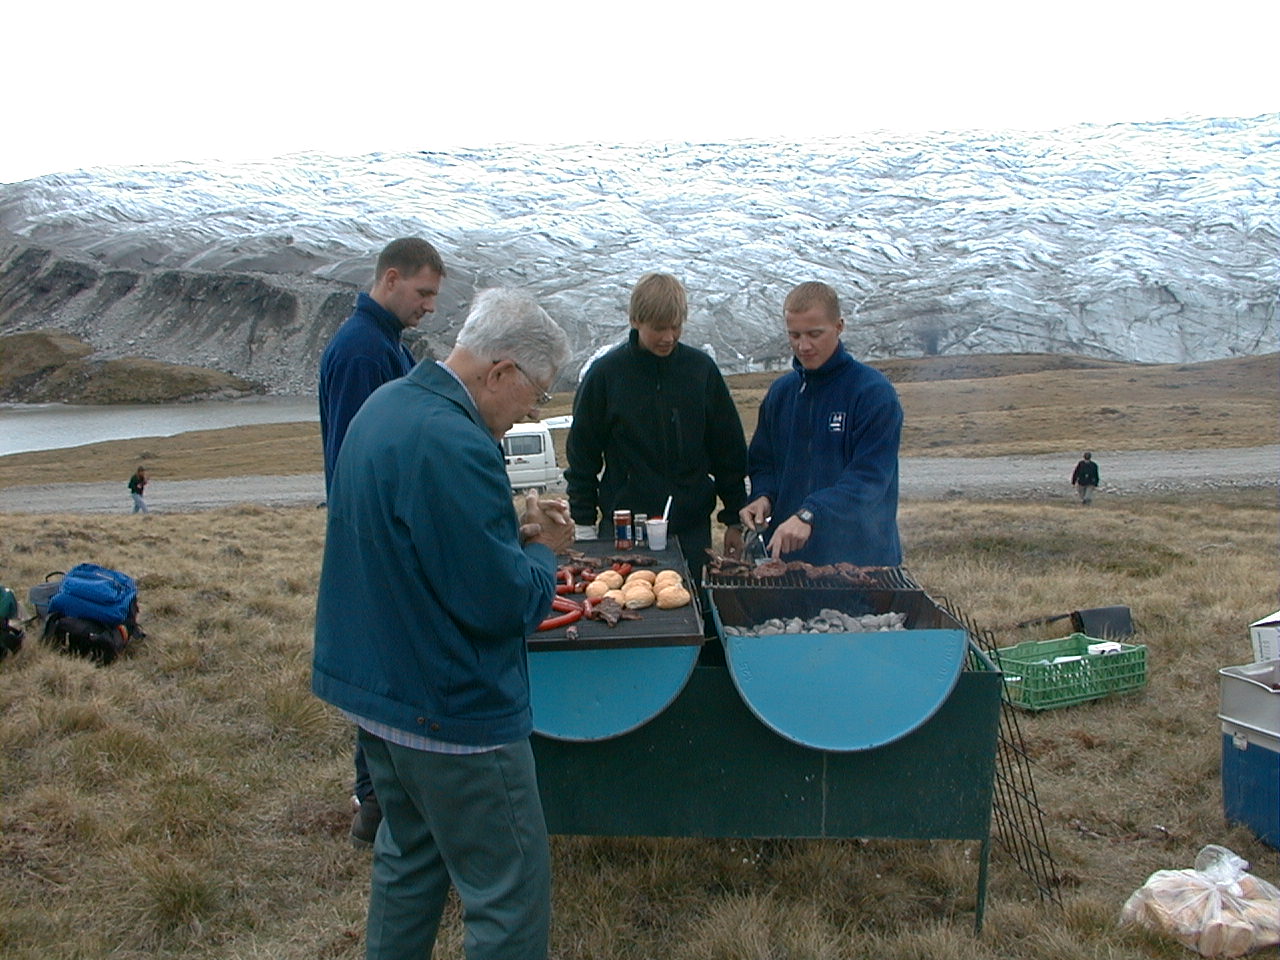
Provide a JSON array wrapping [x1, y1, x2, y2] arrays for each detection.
[[0, 114, 1275, 394]]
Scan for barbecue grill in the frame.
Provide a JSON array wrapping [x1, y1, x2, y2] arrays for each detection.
[[529, 549, 1053, 930]]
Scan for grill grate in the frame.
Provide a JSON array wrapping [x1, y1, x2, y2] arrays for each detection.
[[934, 594, 1064, 909], [702, 565, 922, 591]]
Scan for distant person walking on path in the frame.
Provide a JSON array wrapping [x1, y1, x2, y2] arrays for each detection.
[[1071, 451, 1100, 504], [127, 467, 149, 514], [318, 236, 446, 847]]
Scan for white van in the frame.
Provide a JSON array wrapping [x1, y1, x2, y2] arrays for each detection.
[[502, 421, 562, 492]]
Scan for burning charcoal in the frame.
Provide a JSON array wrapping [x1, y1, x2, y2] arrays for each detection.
[[731, 607, 909, 636]]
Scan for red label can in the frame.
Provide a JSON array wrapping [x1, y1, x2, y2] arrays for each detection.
[[613, 509, 633, 550]]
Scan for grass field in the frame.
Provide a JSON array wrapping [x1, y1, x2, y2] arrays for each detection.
[[0, 353, 1277, 959]]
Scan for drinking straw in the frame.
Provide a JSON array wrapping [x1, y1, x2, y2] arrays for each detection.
[[661, 495, 673, 523]]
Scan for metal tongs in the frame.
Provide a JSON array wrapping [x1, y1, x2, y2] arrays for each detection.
[[742, 523, 770, 567]]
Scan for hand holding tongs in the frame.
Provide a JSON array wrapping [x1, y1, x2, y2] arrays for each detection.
[[742, 520, 771, 566]]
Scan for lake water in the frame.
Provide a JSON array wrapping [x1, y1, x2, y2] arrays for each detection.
[[0, 397, 318, 456]]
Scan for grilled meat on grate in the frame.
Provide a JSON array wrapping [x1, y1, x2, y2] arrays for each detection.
[[704, 551, 903, 586]]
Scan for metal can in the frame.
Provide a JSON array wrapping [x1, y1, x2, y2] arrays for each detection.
[[633, 513, 648, 547], [613, 509, 633, 550]]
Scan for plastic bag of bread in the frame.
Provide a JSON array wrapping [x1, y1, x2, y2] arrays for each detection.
[[1119, 844, 1280, 957]]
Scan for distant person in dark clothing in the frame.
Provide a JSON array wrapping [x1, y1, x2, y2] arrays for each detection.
[[566, 272, 748, 576], [741, 281, 903, 565], [127, 467, 149, 514], [318, 236, 446, 848], [1071, 451, 1100, 504]]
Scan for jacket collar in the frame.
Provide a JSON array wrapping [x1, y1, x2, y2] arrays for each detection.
[[356, 292, 406, 342], [408, 360, 487, 433], [626, 327, 676, 366], [794, 341, 853, 386]]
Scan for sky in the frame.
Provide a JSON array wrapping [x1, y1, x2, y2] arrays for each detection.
[[2, 0, 1276, 184]]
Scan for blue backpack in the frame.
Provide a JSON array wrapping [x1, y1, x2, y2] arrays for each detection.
[[44, 564, 143, 664]]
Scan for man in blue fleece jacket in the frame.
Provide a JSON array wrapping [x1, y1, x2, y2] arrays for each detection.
[[318, 237, 445, 845], [313, 288, 572, 960], [741, 281, 903, 566], [319, 237, 446, 493]]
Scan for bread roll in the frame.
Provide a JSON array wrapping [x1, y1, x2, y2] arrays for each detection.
[[585, 579, 611, 599], [596, 570, 624, 590], [625, 569, 657, 585], [624, 589, 654, 609], [656, 585, 691, 609]]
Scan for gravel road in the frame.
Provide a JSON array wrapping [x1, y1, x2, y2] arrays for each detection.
[[0, 447, 1274, 515]]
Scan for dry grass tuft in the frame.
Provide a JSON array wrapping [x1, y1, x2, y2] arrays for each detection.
[[129, 853, 225, 938]]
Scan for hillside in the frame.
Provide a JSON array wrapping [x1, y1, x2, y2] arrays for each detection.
[[726, 352, 1280, 457], [0, 330, 262, 403], [0, 352, 1274, 490]]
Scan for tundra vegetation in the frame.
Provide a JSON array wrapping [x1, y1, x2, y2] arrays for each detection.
[[0, 353, 1276, 959]]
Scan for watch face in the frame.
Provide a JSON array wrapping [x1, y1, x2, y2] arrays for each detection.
[[796, 509, 814, 525]]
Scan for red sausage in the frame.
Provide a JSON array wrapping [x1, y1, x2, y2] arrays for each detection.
[[537, 608, 582, 631]]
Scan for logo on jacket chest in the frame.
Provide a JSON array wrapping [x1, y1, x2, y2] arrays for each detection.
[[827, 411, 846, 433]]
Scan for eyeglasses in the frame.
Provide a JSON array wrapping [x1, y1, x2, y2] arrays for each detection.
[[497, 358, 553, 407]]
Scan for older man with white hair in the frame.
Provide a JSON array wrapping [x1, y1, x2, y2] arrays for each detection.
[[313, 288, 572, 960]]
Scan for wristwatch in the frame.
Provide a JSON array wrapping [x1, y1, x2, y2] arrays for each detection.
[[793, 507, 816, 526]]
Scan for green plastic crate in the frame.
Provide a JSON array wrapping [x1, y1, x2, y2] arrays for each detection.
[[993, 633, 1147, 711]]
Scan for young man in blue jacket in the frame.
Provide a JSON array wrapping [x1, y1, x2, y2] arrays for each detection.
[[317, 236, 445, 845], [313, 288, 572, 960], [741, 281, 903, 566], [319, 237, 446, 492]]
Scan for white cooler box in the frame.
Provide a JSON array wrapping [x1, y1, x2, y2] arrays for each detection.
[[1218, 659, 1279, 849]]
